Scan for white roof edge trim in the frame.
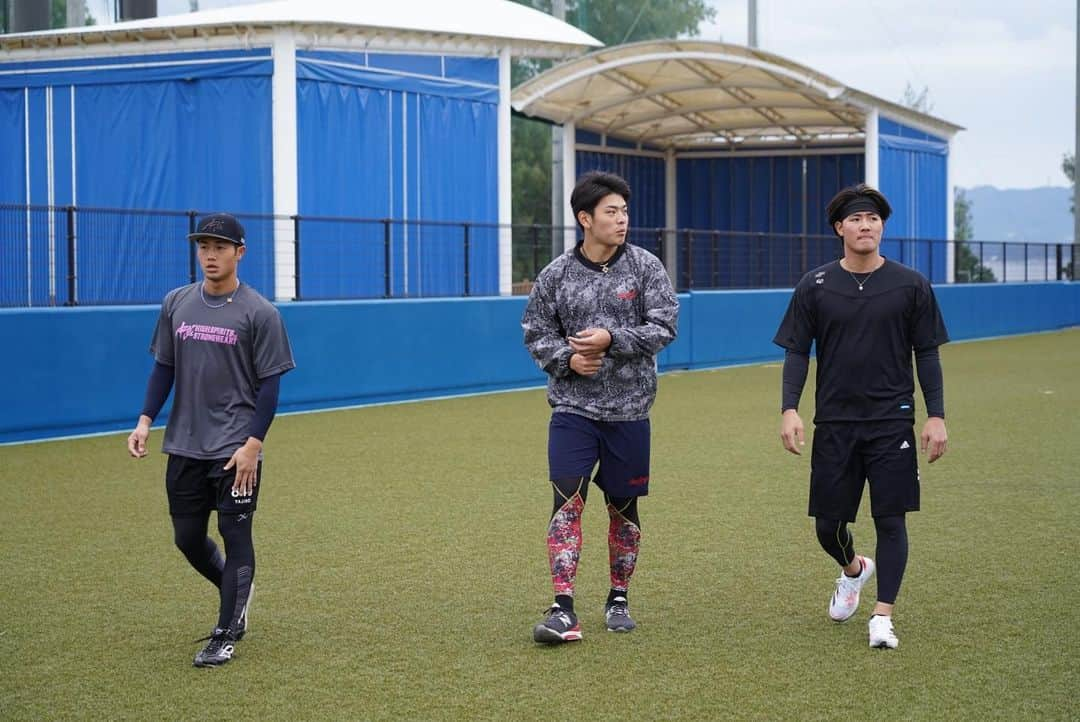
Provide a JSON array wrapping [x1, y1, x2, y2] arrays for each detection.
[[513, 51, 845, 113], [0, 28, 591, 62], [842, 90, 963, 136], [0, 0, 602, 54]]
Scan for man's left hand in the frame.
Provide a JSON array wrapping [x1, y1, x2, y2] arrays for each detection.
[[568, 328, 612, 356], [920, 417, 947, 463], [225, 437, 262, 496]]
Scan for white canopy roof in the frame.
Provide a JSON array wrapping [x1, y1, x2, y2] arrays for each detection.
[[0, 0, 602, 58], [513, 39, 962, 150]]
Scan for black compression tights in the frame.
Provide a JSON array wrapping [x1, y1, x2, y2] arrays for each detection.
[[815, 515, 908, 605], [171, 512, 255, 631]]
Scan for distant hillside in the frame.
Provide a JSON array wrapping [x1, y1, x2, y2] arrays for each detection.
[[962, 186, 1073, 243]]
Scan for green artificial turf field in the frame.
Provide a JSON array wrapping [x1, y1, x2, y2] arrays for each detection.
[[1, 329, 1077, 720]]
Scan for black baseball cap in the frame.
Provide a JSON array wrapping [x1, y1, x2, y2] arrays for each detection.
[[188, 213, 245, 246]]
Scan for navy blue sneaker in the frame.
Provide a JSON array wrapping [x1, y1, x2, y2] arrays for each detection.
[[532, 604, 582, 644], [605, 597, 636, 632]]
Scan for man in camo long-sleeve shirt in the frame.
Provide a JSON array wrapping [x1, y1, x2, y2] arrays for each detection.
[[522, 171, 678, 644]]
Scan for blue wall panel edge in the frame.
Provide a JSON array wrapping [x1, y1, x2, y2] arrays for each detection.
[[1, 284, 1077, 444]]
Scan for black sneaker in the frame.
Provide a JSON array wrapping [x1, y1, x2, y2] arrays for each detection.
[[193, 628, 237, 668], [532, 604, 582, 644], [234, 582, 253, 641], [605, 597, 636, 632]]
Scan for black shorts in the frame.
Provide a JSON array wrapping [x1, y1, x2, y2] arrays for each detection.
[[809, 420, 919, 522], [165, 454, 261, 516], [548, 412, 651, 497]]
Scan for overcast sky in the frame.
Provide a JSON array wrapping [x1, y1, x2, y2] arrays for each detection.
[[88, 0, 1076, 190]]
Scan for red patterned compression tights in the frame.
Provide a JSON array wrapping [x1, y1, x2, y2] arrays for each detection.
[[547, 493, 584, 596], [607, 501, 641, 592]]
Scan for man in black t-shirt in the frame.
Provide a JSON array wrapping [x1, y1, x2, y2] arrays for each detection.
[[773, 184, 949, 650]]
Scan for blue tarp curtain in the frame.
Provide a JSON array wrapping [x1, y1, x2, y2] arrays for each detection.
[[676, 153, 863, 287], [295, 51, 498, 299], [0, 49, 273, 306]]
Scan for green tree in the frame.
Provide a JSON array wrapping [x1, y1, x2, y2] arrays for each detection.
[[900, 82, 933, 114], [953, 187, 995, 283], [508, 0, 715, 283], [51, 0, 96, 28], [1064, 152, 1075, 214]]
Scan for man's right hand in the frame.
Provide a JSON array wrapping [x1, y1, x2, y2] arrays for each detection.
[[127, 416, 152, 458], [569, 352, 604, 376], [780, 409, 805, 455]]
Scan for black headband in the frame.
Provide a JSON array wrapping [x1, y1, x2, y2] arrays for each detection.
[[837, 197, 884, 220]]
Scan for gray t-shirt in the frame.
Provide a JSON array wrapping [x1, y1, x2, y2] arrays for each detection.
[[150, 282, 296, 459]]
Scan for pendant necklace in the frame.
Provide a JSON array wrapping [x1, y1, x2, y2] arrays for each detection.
[[200, 280, 240, 308], [848, 270, 875, 291], [583, 247, 612, 273]]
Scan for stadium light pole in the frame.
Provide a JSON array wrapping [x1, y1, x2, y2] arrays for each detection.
[[1074, 0, 1079, 272], [748, 0, 758, 48]]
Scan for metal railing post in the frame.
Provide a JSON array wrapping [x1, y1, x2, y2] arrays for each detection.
[[463, 223, 471, 296], [684, 229, 693, 290], [65, 206, 76, 306], [292, 214, 301, 301], [711, 230, 718, 287], [383, 219, 392, 298], [187, 211, 198, 284], [531, 224, 540, 281], [763, 232, 772, 287]]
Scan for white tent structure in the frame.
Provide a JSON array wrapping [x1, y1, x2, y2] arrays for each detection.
[[0, 0, 599, 303], [514, 40, 963, 288]]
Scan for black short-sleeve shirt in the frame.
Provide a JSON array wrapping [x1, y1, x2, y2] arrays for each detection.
[[773, 258, 948, 423]]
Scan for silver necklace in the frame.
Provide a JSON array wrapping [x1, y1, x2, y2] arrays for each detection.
[[582, 247, 613, 273], [848, 269, 875, 291], [200, 280, 240, 308]]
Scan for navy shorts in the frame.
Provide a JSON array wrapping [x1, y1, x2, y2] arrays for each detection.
[[548, 412, 651, 498], [166, 454, 261, 516], [809, 420, 919, 522]]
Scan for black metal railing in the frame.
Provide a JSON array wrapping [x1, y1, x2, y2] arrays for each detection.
[[0, 204, 1074, 307]]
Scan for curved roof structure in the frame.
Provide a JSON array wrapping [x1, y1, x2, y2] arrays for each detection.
[[513, 39, 962, 150], [0, 0, 602, 58]]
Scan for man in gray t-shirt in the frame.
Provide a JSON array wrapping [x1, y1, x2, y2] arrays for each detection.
[[127, 213, 294, 668]]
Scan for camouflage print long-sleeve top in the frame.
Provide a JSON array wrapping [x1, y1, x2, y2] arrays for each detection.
[[522, 242, 679, 421]]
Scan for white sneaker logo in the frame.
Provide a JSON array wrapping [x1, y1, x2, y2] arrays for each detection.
[[900, 440, 910, 450]]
